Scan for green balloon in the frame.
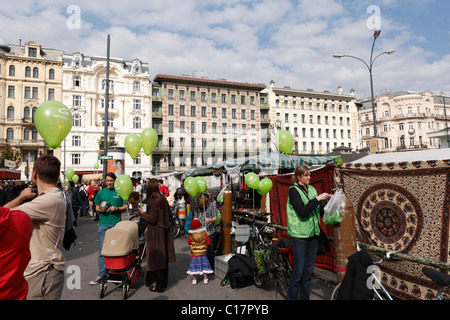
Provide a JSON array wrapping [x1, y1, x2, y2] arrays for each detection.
[[34, 101, 73, 149], [124, 133, 142, 159], [196, 177, 207, 193], [184, 177, 199, 197], [141, 128, 158, 156], [258, 178, 273, 195], [72, 174, 79, 184], [275, 130, 294, 155], [245, 172, 260, 189], [66, 168, 75, 180], [94, 163, 99, 169], [114, 174, 132, 201]]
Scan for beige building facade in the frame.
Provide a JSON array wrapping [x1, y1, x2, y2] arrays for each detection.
[[358, 91, 450, 152], [151, 74, 267, 173], [0, 39, 63, 177], [263, 82, 361, 154]]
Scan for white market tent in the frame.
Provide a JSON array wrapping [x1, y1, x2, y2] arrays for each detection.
[[350, 148, 450, 163]]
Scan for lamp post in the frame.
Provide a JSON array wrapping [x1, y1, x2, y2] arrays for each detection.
[[333, 30, 394, 140], [441, 91, 450, 148]]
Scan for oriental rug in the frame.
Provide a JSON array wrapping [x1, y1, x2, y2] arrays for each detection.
[[336, 159, 450, 300]]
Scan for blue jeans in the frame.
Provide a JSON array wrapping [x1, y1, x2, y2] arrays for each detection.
[[97, 225, 115, 278], [80, 198, 88, 216], [286, 237, 319, 300]]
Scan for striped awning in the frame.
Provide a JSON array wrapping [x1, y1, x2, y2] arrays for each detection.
[[184, 152, 340, 177]]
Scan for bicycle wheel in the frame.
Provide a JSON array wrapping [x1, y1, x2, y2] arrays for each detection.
[[171, 212, 181, 239], [330, 282, 341, 300], [274, 272, 290, 300]]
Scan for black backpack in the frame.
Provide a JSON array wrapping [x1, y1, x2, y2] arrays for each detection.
[[226, 254, 258, 289], [62, 191, 77, 250]]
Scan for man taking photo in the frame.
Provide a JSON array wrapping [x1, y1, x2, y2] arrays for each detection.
[[4, 155, 66, 300]]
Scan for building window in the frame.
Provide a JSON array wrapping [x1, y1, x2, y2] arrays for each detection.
[[73, 114, 82, 127], [133, 117, 141, 129], [6, 128, 14, 140], [190, 106, 196, 117], [180, 121, 185, 133], [73, 76, 81, 87], [9, 65, 15, 76], [168, 89, 174, 99], [49, 69, 55, 80], [28, 48, 37, 57], [201, 107, 206, 117], [168, 104, 174, 115], [25, 66, 31, 77], [190, 91, 195, 101], [72, 135, 81, 146], [180, 105, 185, 116], [73, 95, 82, 107], [48, 88, 55, 100], [191, 121, 196, 133], [102, 117, 113, 127], [32, 87, 38, 99], [24, 128, 30, 140], [133, 154, 142, 165], [133, 81, 140, 92], [8, 86, 15, 98], [24, 87, 31, 99], [133, 99, 141, 110], [7, 106, 14, 119], [33, 67, 39, 78], [72, 154, 81, 165], [222, 108, 227, 118]]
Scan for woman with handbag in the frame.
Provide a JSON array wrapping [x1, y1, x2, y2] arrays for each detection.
[[286, 166, 332, 300]]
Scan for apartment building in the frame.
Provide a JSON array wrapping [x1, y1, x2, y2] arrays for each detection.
[[358, 90, 450, 152], [62, 52, 152, 176], [0, 39, 63, 176], [151, 74, 267, 173], [263, 81, 360, 154]]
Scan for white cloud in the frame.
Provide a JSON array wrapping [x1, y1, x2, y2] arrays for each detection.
[[1, 0, 449, 97]]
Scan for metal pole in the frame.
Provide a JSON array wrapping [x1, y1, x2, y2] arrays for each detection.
[[103, 34, 110, 182], [442, 91, 450, 148]]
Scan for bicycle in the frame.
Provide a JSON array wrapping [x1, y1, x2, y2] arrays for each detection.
[[233, 211, 292, 299], [422, 266, 450, 300], [331, 251, 401, 300], [169, 205, 182, 239]]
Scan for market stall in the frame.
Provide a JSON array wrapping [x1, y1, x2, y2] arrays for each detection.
[[336, 149, 450, 300]]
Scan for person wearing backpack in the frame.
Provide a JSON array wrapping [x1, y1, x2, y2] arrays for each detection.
[[79, 181, 89, 217], [4, 155, 67, 300]]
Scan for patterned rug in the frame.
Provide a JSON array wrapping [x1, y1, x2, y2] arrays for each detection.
[[336, 159, 450, 300]]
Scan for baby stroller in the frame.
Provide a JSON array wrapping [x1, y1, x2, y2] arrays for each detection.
[[99, 221, 146, 300]]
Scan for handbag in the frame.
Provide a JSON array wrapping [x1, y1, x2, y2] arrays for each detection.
[[317, 227, 330, 255]]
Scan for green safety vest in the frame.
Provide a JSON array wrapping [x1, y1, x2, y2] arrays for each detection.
[[286, 183, 320, 239]]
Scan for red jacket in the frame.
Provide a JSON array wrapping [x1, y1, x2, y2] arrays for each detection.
[[0, 207, 32, 300]]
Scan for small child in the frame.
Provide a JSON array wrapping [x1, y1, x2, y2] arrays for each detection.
[[187, 219, 214, 285]]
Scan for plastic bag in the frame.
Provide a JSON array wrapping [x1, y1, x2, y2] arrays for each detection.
[[323, 188, 346, 225]]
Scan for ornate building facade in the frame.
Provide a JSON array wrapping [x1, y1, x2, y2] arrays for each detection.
[[0, 39, 63, 177], [62, 52, 152, 177], [358, 91, 449, 152]]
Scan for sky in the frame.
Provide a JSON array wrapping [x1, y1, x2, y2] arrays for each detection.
[[1, 0, 449, 99]]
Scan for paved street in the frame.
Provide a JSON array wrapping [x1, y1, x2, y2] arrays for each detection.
[[61, 213, 336, 301]]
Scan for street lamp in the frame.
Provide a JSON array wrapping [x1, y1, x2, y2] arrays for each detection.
[[333, 29, 395, 139]]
